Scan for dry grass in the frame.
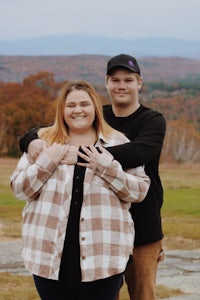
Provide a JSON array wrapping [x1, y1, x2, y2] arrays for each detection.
[[0, 273, 38, 300], [0, 272, 185, 300], [160, 162, 200, 250], [160, 162, 200, 190], [119, 282, 185, 299]]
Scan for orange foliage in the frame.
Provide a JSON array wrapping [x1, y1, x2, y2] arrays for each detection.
[[0, 72, 59, 156], [0, 70, 200, 162]]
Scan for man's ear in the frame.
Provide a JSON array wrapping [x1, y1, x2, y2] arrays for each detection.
[[105, 76, 109, 88], [138, 77, 143, 90]]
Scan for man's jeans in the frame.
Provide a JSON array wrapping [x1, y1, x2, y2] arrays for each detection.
[[117, 240, 165, 300]]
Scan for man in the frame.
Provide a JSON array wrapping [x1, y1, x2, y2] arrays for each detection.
[[103, 54, 166, 300], [19, 54, 166, 300]]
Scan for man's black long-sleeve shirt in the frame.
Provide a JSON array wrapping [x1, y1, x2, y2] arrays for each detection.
[[104, 105, 166, 246], [19, 104, 166, 246]]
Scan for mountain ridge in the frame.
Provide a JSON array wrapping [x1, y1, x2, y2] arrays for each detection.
[[0, 34, 200, 58], [1, 55, 200, 85]]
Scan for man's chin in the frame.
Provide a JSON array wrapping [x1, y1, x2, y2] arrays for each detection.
[[115, 101, 129, 107]]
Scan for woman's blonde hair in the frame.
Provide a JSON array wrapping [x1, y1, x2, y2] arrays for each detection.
[[38, 80, 114, 145]]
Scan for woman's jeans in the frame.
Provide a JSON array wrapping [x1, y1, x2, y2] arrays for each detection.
[[33, 272, 123, 300]]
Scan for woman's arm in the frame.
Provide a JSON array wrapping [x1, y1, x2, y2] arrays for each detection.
[[78, 146, 150, 203], [10, 144, 68, 201]]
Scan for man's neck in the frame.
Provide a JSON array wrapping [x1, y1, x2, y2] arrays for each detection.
[[112, 102, 140, 117]]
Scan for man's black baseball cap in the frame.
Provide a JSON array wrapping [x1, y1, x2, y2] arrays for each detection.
[[106, 54, 141, 75]]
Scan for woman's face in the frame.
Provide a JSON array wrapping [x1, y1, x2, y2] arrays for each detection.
[[64, 89, 96, 134]]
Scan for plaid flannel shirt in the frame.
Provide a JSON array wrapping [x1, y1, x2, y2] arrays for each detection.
[[10, 131, 150, 281]]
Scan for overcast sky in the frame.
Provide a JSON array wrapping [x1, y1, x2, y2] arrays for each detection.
[[1, 0, 199, 41]]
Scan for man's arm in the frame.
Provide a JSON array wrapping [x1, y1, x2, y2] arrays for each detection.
[[19, 127, 78, 164], [19, 127, 40, 153], [19, 113, 166, 169], [106, 114, 166, 169]]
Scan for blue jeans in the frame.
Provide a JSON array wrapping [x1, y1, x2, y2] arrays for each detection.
[[33, 273, 123, 300]]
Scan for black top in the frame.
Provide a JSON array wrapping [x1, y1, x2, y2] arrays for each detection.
[[19, 104, 166, 246], [104, 104, 166, 246], [59, 154, 86, 287]]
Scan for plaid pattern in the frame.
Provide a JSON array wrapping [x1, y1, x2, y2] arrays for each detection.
[[10, 131, 150, 281]]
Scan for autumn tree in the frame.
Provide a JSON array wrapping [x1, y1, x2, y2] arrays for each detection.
[[162, 119, 200, 163], [0, 72, 59, 156], [1, 71, 200, 161]]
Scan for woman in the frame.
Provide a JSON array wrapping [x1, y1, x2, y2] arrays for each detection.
[[10, 80, 150, 300]]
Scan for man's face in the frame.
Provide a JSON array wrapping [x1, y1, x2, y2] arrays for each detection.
[[105, 69, 142, 108]]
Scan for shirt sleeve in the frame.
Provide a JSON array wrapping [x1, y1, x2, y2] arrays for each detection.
[[19, 127, 40, 153], [93, 151, 150, 203], [10, 152, 58, 201], [106, 113, 166, 169]]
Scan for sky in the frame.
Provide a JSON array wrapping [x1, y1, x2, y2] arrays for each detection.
[[1, 0, 199, 41]]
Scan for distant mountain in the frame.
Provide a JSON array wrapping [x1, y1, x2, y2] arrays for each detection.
[[1, 55, 200, 84], [0, 35, 200, 58]]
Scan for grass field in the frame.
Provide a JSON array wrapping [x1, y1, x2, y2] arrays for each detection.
[[0, 157, 200, 299]]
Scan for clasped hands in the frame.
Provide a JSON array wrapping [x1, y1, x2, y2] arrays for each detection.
[[27, 139, 113, 169]]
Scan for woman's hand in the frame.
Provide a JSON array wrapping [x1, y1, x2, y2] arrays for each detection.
[[77, 145, 113, 171]]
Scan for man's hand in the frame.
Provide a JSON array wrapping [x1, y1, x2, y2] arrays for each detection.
[[27, 139, 48, 163], [27, 139, 78, 165], [43, 143, 68, 164], [60, 145, 78, 165]]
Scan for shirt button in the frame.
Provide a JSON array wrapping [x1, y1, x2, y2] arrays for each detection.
[[75, 188, 79, 192], [80, 218, 84, 222], [82, 256, 86, 260], [76, 175, 79, 179], [81, 237, 85, 241]]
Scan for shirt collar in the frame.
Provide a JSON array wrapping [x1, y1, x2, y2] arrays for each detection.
[[96, 132, 110, 146]]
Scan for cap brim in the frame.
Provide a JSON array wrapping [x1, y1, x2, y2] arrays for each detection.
[[107, 64, 139, 74]]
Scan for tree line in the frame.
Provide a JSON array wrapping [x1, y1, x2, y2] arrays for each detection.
[[0, 71, 199, 163]]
